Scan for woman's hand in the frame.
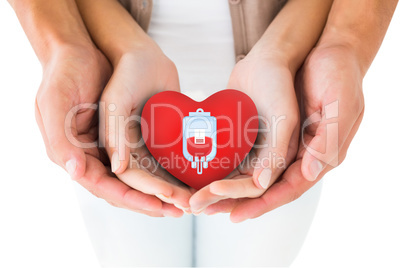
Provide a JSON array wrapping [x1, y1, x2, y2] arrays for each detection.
[[189, 54, 300, 214], [100, 44, 193, 215], [189, 0, 333, 216], [74, 0, 193, 215]]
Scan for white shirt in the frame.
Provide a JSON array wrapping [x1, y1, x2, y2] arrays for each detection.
[[148, 0, 236, 101]]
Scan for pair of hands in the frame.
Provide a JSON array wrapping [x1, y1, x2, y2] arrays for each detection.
[[35, 41, 364, 222]]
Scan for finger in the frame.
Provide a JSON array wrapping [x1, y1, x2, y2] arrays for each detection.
[[230, 160, 318, 223], [117, 155, 174, 197], [189, 185, 227, 214], [161, 202, 185, 218], [100, 86, 133, 175], [229, 115, 363, 223], [204, 199, 240, 215], [35, 99, 51, 156], [301, 101, 363, 181], [37, 94, 86, 180], [209, 175, 265, 198], [149, 164, 193, 211], [252, 110, 299, 190], [119, 154, 192, 211], [76, 154, 163, 212], [188, 168, 241, 212]]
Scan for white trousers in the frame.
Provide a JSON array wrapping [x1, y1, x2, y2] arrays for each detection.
[[74, 180, 322, 267]]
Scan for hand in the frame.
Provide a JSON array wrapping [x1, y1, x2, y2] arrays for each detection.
[[189, 54, 300, 215], [215, 45, 365, 222], [100, 44, 193, 214], [35, 44, 179, 217]]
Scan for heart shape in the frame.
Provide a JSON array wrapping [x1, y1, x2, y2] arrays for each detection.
[[141, 89, 258, 189]]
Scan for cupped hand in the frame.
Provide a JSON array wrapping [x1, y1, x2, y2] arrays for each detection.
[[189, 54, 300, 214], [35, 44, 180, 217], [35, 44, 111, 179], [213, 45, 365, 222], [100, 44, 193, 214]]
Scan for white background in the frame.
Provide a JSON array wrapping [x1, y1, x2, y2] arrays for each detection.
[[0, 1, 401, 267]]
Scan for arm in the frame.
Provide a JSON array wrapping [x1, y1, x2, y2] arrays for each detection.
[[190, 0, 334, 215], [75, 0, 192, 213], [318, 0, 399, 75], [8, 0, 175, 216], [8, 0, 94, 64], [250, 0, 334, 76], [223, 0, 399, 222], [75, 0, 156, 66]]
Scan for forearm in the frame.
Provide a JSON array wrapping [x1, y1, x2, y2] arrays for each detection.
[[8, 0, 93, 65], [75, 0, 156, 67], [249, 0, 333, 75], [317, 0, 398, 75]]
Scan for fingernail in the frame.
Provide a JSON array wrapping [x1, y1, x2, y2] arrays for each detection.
[[258, 168, 272, 189], [231, 215, 248, 223], [309, 160, 323, 181], [193, 207, 206, 215], [174, 203, 190, 211], [66, 159, 77, 178], [156, 194, 172, 203], [111, 151, 120, 173], [193, 210, 204, 216], [162, 210, 181, 218], [209, 184, 226, 196], [204, 210, 219, 216]]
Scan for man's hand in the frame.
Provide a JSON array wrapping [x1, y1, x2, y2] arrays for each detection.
[[208, 45, 365, 222], [35, 44, 181, 217], [204, 0, 398, 222], [35, 45, 110, 180]]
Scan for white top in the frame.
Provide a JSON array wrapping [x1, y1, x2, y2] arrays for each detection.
[[148, 0, 236, 101]]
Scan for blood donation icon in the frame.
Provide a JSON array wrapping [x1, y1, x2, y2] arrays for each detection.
[[141, 89, 259, 189], [182, 108, 217, 174]]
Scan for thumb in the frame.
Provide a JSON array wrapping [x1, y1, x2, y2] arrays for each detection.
[[100, 94, 133, 175], [301, 100, 352, 181], [252, 114, 299, 190], [300, 122, 339, 182], [37, 97, 86, 180]]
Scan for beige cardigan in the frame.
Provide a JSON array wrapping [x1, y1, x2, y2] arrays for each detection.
[[118, 0, 287, 62]]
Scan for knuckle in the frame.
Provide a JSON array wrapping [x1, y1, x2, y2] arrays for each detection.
[[87, 186, 102, 199], [287, 109, 299, 128], [338, 152, 347, 166], [45, 148, 57, 164], [47, 140, 65, 161], [289, 191, 302, 203], [106, 200, 120, 208]]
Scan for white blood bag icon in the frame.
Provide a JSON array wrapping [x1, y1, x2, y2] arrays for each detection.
[[183, 108, 217, 174]]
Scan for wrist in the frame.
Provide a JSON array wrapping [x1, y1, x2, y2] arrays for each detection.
[[12, 0, 93, 65], [110, 38, 162, 67], [310, 41, 364, 82], [316, 0, 398, 77], [317, 27, 369, 76], [247, 43, 299, 77]]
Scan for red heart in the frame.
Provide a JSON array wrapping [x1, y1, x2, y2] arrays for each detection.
[[141, 89, 258, 189]]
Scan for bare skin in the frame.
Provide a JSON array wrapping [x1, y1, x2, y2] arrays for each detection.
[[199, 0, 399, 222], [75, 0, 333, 214], [8, 0, 399, 220], [9, 0, 184, 217]]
